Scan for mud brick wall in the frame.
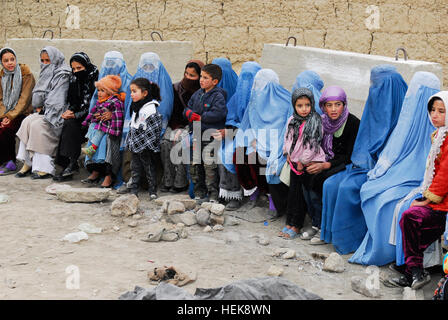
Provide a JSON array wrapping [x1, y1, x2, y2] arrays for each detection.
[[1, 0, 447, 85]]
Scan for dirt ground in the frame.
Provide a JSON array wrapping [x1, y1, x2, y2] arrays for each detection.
[[0, 168, 442, 300]]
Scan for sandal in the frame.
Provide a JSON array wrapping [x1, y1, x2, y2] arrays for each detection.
[[81, 176, 101, 185], [278, 226, 290, 237], [283, 228, 299, 240], [0, 161, 17, 176], [300, 226, 318, 240]]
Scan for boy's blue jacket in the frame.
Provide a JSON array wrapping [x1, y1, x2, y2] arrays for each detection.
[[183, 86, 228, 133]]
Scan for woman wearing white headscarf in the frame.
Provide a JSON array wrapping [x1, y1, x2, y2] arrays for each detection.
[[15, 46, 71, 179], [0, 47, 35, 175]]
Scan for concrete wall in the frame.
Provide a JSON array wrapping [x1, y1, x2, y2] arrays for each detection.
[[261, 44, 443, 118], [4, 38, 193, 82]]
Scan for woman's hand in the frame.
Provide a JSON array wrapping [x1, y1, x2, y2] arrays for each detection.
[[100, 111, 112, 122], [61, 110, 75, 120], [305, 162, 330, 175], [410, 198, 431, 208], [1, 117, 11, 128]]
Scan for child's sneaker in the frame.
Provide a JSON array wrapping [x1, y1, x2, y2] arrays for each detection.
[[411, 269, 431, 290], [150, 193, 158, 200], [81, 146, 96, 158]]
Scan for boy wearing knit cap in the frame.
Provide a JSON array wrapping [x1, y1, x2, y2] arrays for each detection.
[[81, 75, 125, 158]]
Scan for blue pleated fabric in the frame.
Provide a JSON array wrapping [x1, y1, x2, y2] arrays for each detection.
[[211, 57, 238, 102], [86, 51, 132, 164], [219, 61, 261, 174], [291, 70, 324, 114], [235, 69, 292, 184], [123, 52, 173, 138], [320, 65, 408, 254], [349, 71, 440, 266]]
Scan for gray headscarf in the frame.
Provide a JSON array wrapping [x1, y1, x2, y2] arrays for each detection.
[[1, 47, 22, 113], [288, 87, 323, 153], [32, 46, 71, 128]]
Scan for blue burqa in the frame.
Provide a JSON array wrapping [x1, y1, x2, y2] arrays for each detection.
[[123, 52, 173, 137], [219, 61, 261, 173], [349, 71, 440, 266], [85, 51, 132, 168], [211, 57, 238, 102], [234, 69, 292, 184], [291, 70, 324, 114], [320, 65, 408, 255]]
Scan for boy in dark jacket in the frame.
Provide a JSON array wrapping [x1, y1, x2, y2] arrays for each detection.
[[183, 64, 227, 203]]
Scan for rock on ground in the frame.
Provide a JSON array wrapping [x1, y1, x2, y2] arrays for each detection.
[[168, 212, 197, 226], [196, 208, 210, 226], [351, 276, 381, 298], [57, 188, 111, 203], [167, 201, 186, 215], [111, 194, 139, 217], [323, 253, 345, 273], [267, 266, 284, 277]]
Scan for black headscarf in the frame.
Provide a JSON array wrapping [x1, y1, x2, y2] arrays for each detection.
[[67, 52, 98, 117], [288, 87, 323, 154]]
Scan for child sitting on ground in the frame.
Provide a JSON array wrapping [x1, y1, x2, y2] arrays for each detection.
[[125, 78, 163, 200], [81, 75, 125, 158], [279, 87, 326, 239]]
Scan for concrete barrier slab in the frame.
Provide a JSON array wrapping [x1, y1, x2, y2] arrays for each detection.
[[261, 44, 443, 118], [5, 38, 193, 83]]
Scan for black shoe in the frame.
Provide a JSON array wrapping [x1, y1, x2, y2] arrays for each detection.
[[31, 172, 53, 180], [389, 263, 406, 275], [388, 274, 412, 288], [160, 186, 171, 193], [170, 186, 188, 193], [62, 165, 78, 177], [81, 176, 101, 185], [53, 173, 73, 182], [411, 269, 431, 290], [225, 199, 241, 211], [15, 169, 32, 178]]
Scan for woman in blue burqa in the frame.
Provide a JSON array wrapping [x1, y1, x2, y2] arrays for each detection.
[[215, 61, 261, 210], [123, 52, 173, 137], [211, 57, 238, 103], [291, 70, 324, 115], [390, 84, 447, 271], [349, 71, 440, 266], [83, 51, 132, 188], [234, 68, 292, 209], [320, 64, 408, 255]]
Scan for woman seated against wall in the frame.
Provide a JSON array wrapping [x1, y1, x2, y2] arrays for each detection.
[[0, 47, 35, 175], [53, 52, 98, 181], [15, 46, 71, 179]]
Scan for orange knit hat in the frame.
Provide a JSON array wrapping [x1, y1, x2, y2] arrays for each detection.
[[95, 75, 126, 101]]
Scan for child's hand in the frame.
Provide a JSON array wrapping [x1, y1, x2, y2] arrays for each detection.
[[410, 198, 431, 208], [296, 162, 304, 171], [185, 110, 201, 122]]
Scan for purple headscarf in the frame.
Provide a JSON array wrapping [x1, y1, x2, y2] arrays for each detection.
[[319, 85, 349, 160]]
